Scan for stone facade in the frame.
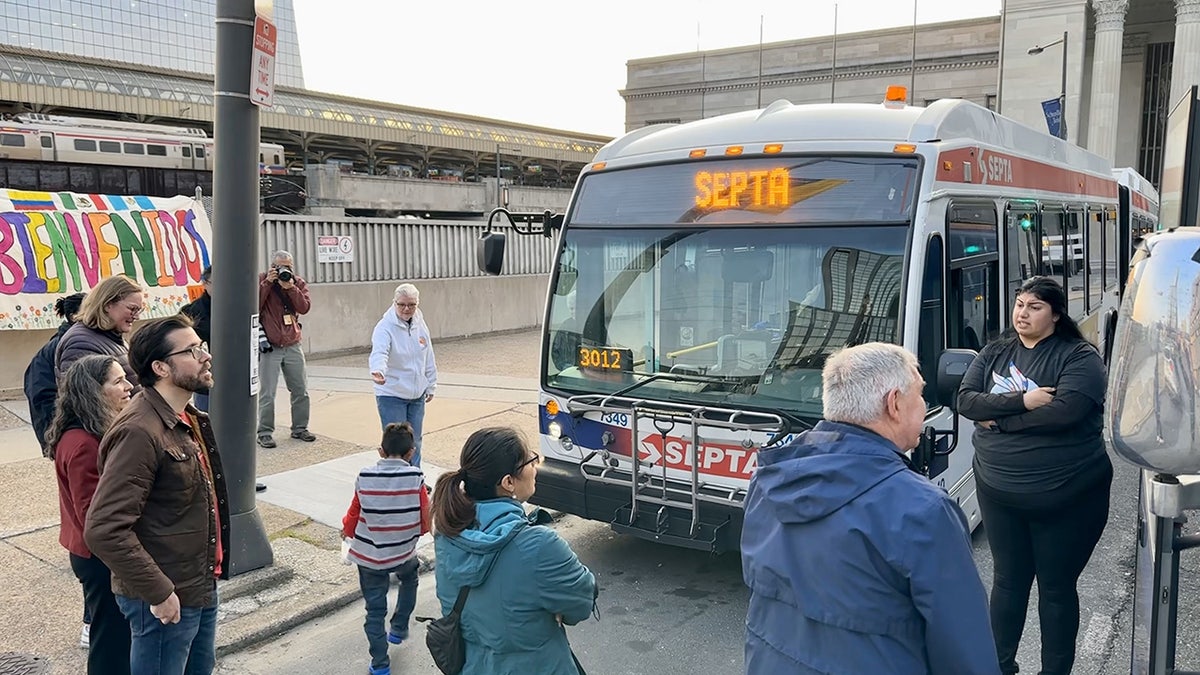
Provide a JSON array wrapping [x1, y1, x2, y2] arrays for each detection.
[[623, 0, 1200, 186], [623, 17, 1001, 130]]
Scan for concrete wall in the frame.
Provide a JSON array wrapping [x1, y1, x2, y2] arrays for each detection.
[[300, 275, 549, 355], [304, 166, 572, 215], [0, 274, 549, 397]]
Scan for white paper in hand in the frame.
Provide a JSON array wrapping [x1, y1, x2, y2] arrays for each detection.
[[340, 537, 354, 566]]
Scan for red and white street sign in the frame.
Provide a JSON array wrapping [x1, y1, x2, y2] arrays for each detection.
[[250, 15, 277, 107]]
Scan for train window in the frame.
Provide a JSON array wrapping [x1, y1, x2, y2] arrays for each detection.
[[74, 139, 97, 152], [195, 147, 206, 158], [123, 143, 145, 155], [147, 144, 167, 156], [274, 154, 281, 165], [0, 133, 25, 147], [259, 153, 265, 163], [40, 136, 52, 149], [99, 141, 120, 154], [182, 146, 192, 158]]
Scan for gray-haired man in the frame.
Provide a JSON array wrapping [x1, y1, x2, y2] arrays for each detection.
[[741, 342, 999, 675], [257, 250, 314, 448]]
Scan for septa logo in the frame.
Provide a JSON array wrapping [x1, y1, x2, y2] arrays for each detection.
[[637, 435, 758, 480]]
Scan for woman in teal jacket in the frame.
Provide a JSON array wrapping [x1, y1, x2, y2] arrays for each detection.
[[432, 427, 596, 674]]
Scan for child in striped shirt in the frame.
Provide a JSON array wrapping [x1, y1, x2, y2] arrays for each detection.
[[342, 422, 431, 675]]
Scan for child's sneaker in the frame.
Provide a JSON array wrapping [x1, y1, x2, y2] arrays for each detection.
[[386, 631, 404, 645], [78, 622, 90, 649], [367, 665, 390, 675]]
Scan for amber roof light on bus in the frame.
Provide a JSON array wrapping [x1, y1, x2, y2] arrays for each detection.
[[893, 143, 917, 154], [689, 149, 707, 159], [885, 85, 908, 103], [590, 162, 607, 171], [725, 146, 744, 156], [764, 144, 784, 154]]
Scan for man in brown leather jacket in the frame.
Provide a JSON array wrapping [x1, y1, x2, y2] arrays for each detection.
[[85, 314, 229, 675]]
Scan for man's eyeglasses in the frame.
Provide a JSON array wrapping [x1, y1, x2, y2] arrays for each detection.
[[395, 302, 418, 309], [164, 342, 210, 361]]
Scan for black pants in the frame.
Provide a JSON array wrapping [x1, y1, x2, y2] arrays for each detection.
[[977, 464, 1112, 675], [70, 553, 131, 675]]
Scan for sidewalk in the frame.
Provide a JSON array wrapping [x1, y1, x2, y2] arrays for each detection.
[[0, 329, 540, 674]]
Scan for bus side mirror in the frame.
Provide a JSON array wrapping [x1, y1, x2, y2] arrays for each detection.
[[937, 348, 978, 412], [477, 230, 506, 275]]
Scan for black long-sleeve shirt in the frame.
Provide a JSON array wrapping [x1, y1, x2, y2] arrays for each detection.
[[957, 334, 1108, 494]]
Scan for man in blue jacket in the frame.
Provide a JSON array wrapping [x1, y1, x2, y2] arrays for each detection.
[[742, 342, 999, 675]]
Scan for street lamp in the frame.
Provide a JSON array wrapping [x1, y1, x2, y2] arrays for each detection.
[[1028, 30, 1068, 140], [496, 144, 519, 207]]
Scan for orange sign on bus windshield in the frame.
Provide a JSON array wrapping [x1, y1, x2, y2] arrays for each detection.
[[694, 168, 790, 210]]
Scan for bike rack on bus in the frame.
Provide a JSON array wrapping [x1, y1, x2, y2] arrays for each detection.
[[564, 392, 786, 551]]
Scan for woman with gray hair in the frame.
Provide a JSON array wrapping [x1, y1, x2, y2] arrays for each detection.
[[48, 354, 134, 674], [369, 283, 438, 466]]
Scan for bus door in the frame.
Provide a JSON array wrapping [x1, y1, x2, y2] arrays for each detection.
[[948, 202, 1001, 352]]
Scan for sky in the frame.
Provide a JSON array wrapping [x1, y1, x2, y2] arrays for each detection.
[[292, 0, 1002, 138]]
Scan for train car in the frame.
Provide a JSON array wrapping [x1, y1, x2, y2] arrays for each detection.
[[0, 113, 287, 198]]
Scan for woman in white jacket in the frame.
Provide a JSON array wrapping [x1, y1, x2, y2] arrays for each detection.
[[370, 283, 438, 466]]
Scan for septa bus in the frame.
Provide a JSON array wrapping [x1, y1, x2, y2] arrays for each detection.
[[478, 88, 1157, 553]]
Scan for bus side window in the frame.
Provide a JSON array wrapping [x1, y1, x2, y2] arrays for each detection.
[[1006, 205, 1039, 307], [1104, 208, 1118, 291], [918, 236, 945, 408], [1064, 210, 1087, 320], [1087, 209, 1104, 309]]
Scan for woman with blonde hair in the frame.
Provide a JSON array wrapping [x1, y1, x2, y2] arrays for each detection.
[[55, 275, 143, 385], [49, 354, 134, 674], [369, 283, 437, 466]]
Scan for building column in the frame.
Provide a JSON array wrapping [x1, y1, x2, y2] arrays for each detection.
[[1087, 0, 1129, 162], [1170, 0, 1200, 107]]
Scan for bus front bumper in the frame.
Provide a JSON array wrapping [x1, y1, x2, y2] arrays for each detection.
[[529, 456, 745, 554]]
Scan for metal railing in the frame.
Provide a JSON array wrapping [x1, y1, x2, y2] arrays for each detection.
[[258, 215, 555, 283]]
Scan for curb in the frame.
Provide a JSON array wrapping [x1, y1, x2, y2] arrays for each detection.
[[216, 511, 565, 657]]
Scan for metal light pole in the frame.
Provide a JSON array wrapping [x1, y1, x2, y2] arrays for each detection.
[[495, 143, 501, 208], [213, 0, 272, 574], [1028, 30, 1069, 140]]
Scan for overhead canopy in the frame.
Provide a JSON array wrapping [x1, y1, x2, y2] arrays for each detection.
[[0, 46, 610, 163]]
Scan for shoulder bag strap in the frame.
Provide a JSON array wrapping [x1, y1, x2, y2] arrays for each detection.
[[450, 585, 470, 616], [571, 648, 586, 674]]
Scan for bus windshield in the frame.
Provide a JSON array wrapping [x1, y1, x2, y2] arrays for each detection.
[[543, 224, 910, 417]]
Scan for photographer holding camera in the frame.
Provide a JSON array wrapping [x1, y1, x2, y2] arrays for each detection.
[[257, 250, 315, 448]]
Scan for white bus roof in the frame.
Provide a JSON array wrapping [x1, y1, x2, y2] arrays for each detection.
[[597, 98, 1113, 178], [1114, 167, 1160, 202]]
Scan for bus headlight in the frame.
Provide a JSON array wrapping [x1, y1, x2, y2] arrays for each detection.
[[548, 421, 563, 439], [560, 435, 575, 451]]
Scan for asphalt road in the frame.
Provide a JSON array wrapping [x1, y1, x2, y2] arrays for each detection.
[[217, 452, 1200, 675]]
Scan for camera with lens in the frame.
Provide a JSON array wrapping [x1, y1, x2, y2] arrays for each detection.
[[273, 265, 294, 283]]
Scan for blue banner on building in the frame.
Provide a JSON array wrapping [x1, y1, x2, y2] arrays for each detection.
[[1041, 97, 1066, 139]]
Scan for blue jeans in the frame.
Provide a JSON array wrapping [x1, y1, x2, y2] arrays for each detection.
[[375, 396, 425, 466], [116, 590, 218, 675], [358, 558, 420, 669]]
